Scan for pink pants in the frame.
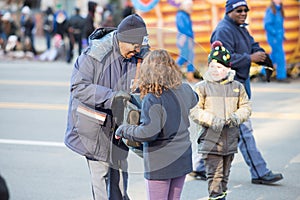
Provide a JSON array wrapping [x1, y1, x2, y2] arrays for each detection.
[[145, 175, 186, 200]]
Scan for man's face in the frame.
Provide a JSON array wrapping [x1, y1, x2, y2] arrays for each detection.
[[228, 5, 249, 25], [119, 42, 141, 59]]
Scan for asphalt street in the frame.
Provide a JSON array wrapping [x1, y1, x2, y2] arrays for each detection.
[[0, 60, 300, 200]]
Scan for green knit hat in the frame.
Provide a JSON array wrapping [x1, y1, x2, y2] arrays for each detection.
[[208, 41, 232, 68]]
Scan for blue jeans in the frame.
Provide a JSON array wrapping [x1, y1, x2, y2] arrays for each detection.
[[268, 38, 287, 80], [194, 119, 270, 179], [239, 119, 270, 179], [176, 36, 195, 72], [45, 32, 52, 50], [193, 153, 205, 172]]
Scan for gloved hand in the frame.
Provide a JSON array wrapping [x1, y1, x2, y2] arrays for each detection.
[[226, 113, 240, 127], [264, 66, 274, 82], [114, 91, 131, 100], [211, 116, 225, 133], [256, 54, 274, 82], [111, 91, 131, 126]]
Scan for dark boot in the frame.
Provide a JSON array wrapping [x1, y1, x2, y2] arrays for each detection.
[[189, 171, 207, 180], [252, 171, 283, 184]]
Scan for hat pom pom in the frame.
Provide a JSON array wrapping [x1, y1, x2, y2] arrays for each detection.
[[211, 41, 223, 49]]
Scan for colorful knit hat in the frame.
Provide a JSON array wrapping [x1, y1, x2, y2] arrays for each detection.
[[208, 41, 232, 68]]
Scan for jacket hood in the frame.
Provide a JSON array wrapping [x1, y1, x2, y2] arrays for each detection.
[[89, 27, 116, 41]]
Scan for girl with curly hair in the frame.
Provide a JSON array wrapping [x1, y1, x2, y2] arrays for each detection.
[[115, 49, 198, 200]]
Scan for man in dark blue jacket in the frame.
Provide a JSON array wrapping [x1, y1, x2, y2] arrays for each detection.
[[64, 14, 149, 200], [192, 0, 283, 185]]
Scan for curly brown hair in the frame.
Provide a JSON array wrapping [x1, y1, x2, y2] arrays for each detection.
[[137, 49, 183, 98]]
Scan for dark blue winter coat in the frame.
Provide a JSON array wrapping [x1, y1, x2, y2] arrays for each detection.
[[210, 15, 265, 98], [116, 83, 198, 180]]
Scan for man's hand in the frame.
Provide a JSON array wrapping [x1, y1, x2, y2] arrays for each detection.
[[111, 91, 131, 126], [251, 51, 267, 63], [114, 91, 131, 100], [255, 53, 274, 82]]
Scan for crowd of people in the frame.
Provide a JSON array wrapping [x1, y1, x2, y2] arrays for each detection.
[[0, 1, 135, 62], [0, 5, 36, 59]]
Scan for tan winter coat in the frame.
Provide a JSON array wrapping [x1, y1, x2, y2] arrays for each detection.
[[190, 70, 252, 155]]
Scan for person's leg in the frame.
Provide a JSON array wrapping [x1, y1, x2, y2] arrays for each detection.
[[168, 175, 186, 200], [204, 154, 225, 199], [86, 158, 109, 200], [67, 39, 74, 63], [109, 138, 130, 199], [176, 38, 189, 73], [146, 179, 170, 200], [221, 154, 234, 199], [121, 170, 130, 200], [120, 159, 130, 200], [176, 56, 187, 69], [46, 32, 51, 50], [77, 35, 83, 56], [186, 39, 195, 73], [239, 119, 283, 183], [177, 56, 197, 83], [108, 167, 123, 200], [269, 38, 287, 81], [30, 34, 37, 55], [274, 43, 287, 80], [185, 42, 198, 82], [190, 153, 206, 180], [193, 153, 206, 172], [239, 119, 269, 178]]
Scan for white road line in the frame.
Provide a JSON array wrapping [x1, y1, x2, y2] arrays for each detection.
[[252, 87, 300, 93], [0, 80, 69, 86], [251, 112, 300, 120], [0, 102, 68, 110], [0, 139, 65, 147]]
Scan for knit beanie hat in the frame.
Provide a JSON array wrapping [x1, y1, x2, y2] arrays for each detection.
[[117, 14, 148, 45], [208, 41, 231, 68], [225, 0, 249, 14]]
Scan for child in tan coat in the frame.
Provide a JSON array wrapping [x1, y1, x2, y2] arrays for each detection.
[[190, 41, 252, 200]]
